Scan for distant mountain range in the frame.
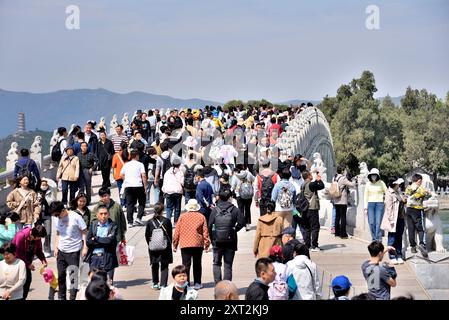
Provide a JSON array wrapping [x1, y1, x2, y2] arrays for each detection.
[[0, 88, 402, 138], [0, 88, 223, 138]]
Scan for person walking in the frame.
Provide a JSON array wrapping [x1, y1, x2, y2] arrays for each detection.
[[97, 131, 115, 189], [120, 150, 147, 228], [158, 265, 198, 300], [364, 168, 388, 242], [271, 168, 296, 229], [13, 148, 40, 190], [91, 188, 127, 243], [286, 243, 322, 300], [85, 205, 119, 283], [37, 178, 58, 257], [231, 165, 255, 231], [11, 224, 48, 299], [253, 201, 284, 258], [112, 142, 129, 208], [332, 165, 357, 239], [195, 169, 214, 223], [255, 159, 278, 216], [173, 199, 210, 290], [77, 142, 98, 205], [162, 157, 184, 226], [381, 177, 406, 264], [70, 193, 91, 230], [145, 203, 173, 290], [6, 176, 41, 229], [245, 258, 276, 301], [56, 146, 80, 206], [111, 125, 129, 154], [49, 201, 88, 300], [208, 189, 245, 284], [300, 170, 325, 252], [0, 243, 27, 300]]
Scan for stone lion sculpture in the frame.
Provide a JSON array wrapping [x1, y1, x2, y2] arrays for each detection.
[[109, 114, 118, 135], [98, 116, 107, 132], [122, 113, 130, 131], [30, 136, 42, 168]]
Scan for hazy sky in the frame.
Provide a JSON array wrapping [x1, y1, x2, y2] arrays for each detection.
[[1, 0, 448, 102]]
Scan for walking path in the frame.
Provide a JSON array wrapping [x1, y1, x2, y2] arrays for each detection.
[[27, 173, 430, 300]]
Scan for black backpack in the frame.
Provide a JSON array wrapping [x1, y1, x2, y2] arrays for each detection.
[[295, 183, 310, 214], [260, 174, 275, 202], [161, 156, 172, 179], [184, 165, 196, 191], [213, 206, 235, 243], [16, 159, 37, 188], [51, 139, 65, 162]]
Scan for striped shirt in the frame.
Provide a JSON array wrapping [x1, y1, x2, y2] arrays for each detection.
[[364, 181, 387, 209], [111, 134, 129, 153]]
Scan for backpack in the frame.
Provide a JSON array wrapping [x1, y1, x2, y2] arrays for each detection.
[[184, 165, 196, 191], [259, 174, 276, 202], [51, 139, 65, 162], [213, 206, 235, 243], [329, 176, 344, 199], [238, 177, 254, 200], [295, 184, 310, 214], [148, 219, 168, 251], [161, 156, 172, 180], [268, 266, 289, 300], [277, 185, 293, 209]]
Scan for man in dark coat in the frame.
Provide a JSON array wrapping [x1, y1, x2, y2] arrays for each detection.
[[281, 227, 302, 263], [96, 130, 115, 188], [208, 189, 245, 284], [85, 205, 118, 283], [245, 257, 276, 300]]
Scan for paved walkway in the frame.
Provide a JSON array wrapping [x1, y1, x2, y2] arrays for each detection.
[[28, 173, 430, 300]]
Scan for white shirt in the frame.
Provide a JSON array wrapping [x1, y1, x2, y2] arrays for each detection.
[[0, 259, 26, 300], [148, 115, 157, 127], [56, 211, 87, 253], [58, 136, 68, 158], [120, 160, 145, 188]]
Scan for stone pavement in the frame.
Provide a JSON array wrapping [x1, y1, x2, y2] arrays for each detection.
[[27, 173, 430, 300]]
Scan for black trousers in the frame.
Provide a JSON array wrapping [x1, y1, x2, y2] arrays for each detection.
[[407, 207, 426, 247], [237, 197, 252, 225], [301, 209, 320, 248], [125, 187, 146, 224], [151, 262, 169, 287], [101, 167, 112, 188], [57, 250, 81, 300], [334, 204, 348, 238], [213, 246, 236, 283], [22, 267, 32, 300], [181, 247, 203, 285]]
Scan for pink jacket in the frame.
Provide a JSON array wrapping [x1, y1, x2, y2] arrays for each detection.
[[162, 167, 184, 194], [12, 227, 46, 269]]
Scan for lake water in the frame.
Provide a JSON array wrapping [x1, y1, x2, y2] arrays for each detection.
[[441, 209, 449, 249]]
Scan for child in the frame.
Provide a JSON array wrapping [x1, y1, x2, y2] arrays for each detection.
[[78, 268, 122, 300], [40, 266, 58, 300]]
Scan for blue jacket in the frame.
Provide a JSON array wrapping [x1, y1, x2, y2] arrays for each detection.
[[14, 157, 40, 181], [196, 179, 214, 217]]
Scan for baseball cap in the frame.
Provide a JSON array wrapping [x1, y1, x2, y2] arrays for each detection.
[[331, 275, 352, 291], [393, 178, 404, 185], [282, 227, 296, 236]]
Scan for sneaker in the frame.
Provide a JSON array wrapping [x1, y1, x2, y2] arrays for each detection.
[[310, 247, 322, 252], [396, 258, 404, 264], [390, 258, 398, 265], [330, 227, 335, 235], [152, 284, 161, 290], [193, 283, 203, 290], [418, 244, 428, 258], [134, 219, 145, 226], [44, 252, 51, 258], [411, 247, 417, 254], [128, 223, 134, 228], [340, 236, 349, 239]]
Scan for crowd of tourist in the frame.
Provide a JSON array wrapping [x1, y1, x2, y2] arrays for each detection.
[[0, 104, 431, 300]]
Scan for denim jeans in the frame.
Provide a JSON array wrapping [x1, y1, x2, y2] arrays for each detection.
[[165, 193, 182, 224], [213, 246, 236, 283], [331, 206, 336, 229], [388, 218, 405, 259], [368, 202, 385, 241], [116, 179, 126, 207], [78, 168, 93, 205]]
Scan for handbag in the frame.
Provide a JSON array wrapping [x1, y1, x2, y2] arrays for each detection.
[[117, 240, 135, 266]]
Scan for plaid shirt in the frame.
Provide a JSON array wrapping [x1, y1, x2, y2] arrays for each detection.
[[78, 152, 98, 170]]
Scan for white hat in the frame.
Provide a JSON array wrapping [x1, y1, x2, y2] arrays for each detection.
[[393, 178, 404, 185], [185, 199, 201, 212], [368, 168, 380, 178]]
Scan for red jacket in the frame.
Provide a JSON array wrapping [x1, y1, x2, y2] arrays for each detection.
[[12, 227, 46, 269]]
